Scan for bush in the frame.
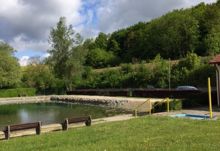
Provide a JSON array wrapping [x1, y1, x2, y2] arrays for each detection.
[[86, 48, 119, 68], [79, 53, 215, 89], [0, 88, 36, 98]]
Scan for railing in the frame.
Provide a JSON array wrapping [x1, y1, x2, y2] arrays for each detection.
[[152, 98, 170, 113], [134, 98, 151, 117], [134, 98, 171, 117]]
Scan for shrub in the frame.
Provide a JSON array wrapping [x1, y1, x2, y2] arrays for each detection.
[[0, 88, 36, 98], [86, 48, 119, 68]]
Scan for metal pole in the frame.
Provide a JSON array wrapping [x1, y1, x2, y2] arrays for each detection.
[[167, 98, 170, 113], [168, 58, 171, 90], [208, 77, 213, 119], [216, 69, 220, 107], [216, 65, 220, 107], [134, 109, 137, 117]]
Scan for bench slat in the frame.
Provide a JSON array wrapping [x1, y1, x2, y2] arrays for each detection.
[[9, 122, 39, 131], [68, 117, 90, 124]]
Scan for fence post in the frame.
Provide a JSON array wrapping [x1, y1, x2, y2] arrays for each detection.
[[128, 89, 133, 97]]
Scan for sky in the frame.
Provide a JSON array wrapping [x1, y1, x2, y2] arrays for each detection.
[[0, 0, 217, 66]]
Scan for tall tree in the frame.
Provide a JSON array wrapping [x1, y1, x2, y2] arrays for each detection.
[[0, 42, 21, 88], [94, 32, 108, 50], [48, 17, 85, 90]]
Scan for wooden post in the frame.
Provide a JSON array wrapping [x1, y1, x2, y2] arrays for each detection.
[[62, 119, 69, 130], [5, 126, 10, 140], [85, 116, 92, 126], [36, 121, 41, 135]]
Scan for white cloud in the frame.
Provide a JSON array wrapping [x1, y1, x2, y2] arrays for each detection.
[[19, 56, 30, 66], [41, 53, 50, 59], [10, 34, 48, 52], [18, 53, 50, 66], [0, 0, 83, 52]]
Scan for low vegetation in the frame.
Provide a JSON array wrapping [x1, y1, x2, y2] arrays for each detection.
[[79, 54, 215, 89], [0, 88, 36, 98], [1, 116, 220, 151]]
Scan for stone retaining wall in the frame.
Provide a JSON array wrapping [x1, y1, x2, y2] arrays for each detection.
[[51, 95, 164, 112]]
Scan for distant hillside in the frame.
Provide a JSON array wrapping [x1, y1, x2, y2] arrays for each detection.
[[83, 1, 220, 68]]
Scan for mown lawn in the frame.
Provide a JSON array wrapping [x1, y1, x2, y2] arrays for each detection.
[[1, 116, 220, 151]]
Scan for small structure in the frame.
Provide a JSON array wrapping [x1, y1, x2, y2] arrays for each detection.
[[209, 55, 220, 107]]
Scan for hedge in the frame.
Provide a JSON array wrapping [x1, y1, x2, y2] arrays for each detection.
[[0, 88, 36, 98]]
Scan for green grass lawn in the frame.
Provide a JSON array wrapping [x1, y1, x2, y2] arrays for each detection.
[[1, 116, 220, 151]]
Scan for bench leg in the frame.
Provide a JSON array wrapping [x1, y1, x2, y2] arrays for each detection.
[[36, 121, 41, 135], [85, 116, 92, 126], [4, 126, 10, 140], [62, 119, 69, 131]]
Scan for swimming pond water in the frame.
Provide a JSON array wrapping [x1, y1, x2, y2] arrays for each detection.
[[0, 102, 128, 129]]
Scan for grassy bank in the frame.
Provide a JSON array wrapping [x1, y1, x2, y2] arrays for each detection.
[[1, 116, 220, 151]]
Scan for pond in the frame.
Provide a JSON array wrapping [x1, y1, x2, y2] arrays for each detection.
[[0, 102, 128, 130]]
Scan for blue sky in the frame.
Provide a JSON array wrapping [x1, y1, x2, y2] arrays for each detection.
[[0, 0, 217, 65]]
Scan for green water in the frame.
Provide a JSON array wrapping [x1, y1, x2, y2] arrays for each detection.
[[0, 102, 128, 130]]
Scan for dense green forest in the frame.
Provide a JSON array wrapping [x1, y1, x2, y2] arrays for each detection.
[[83, 1, 220, 68], [0, 1, 220, 95]]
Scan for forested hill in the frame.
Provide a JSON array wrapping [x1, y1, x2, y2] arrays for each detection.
[[84, 1, 220, 68]]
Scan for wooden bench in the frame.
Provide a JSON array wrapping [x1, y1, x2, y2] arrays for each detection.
[[62, 116, 91, 130], [3, 122, 41, 139]]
